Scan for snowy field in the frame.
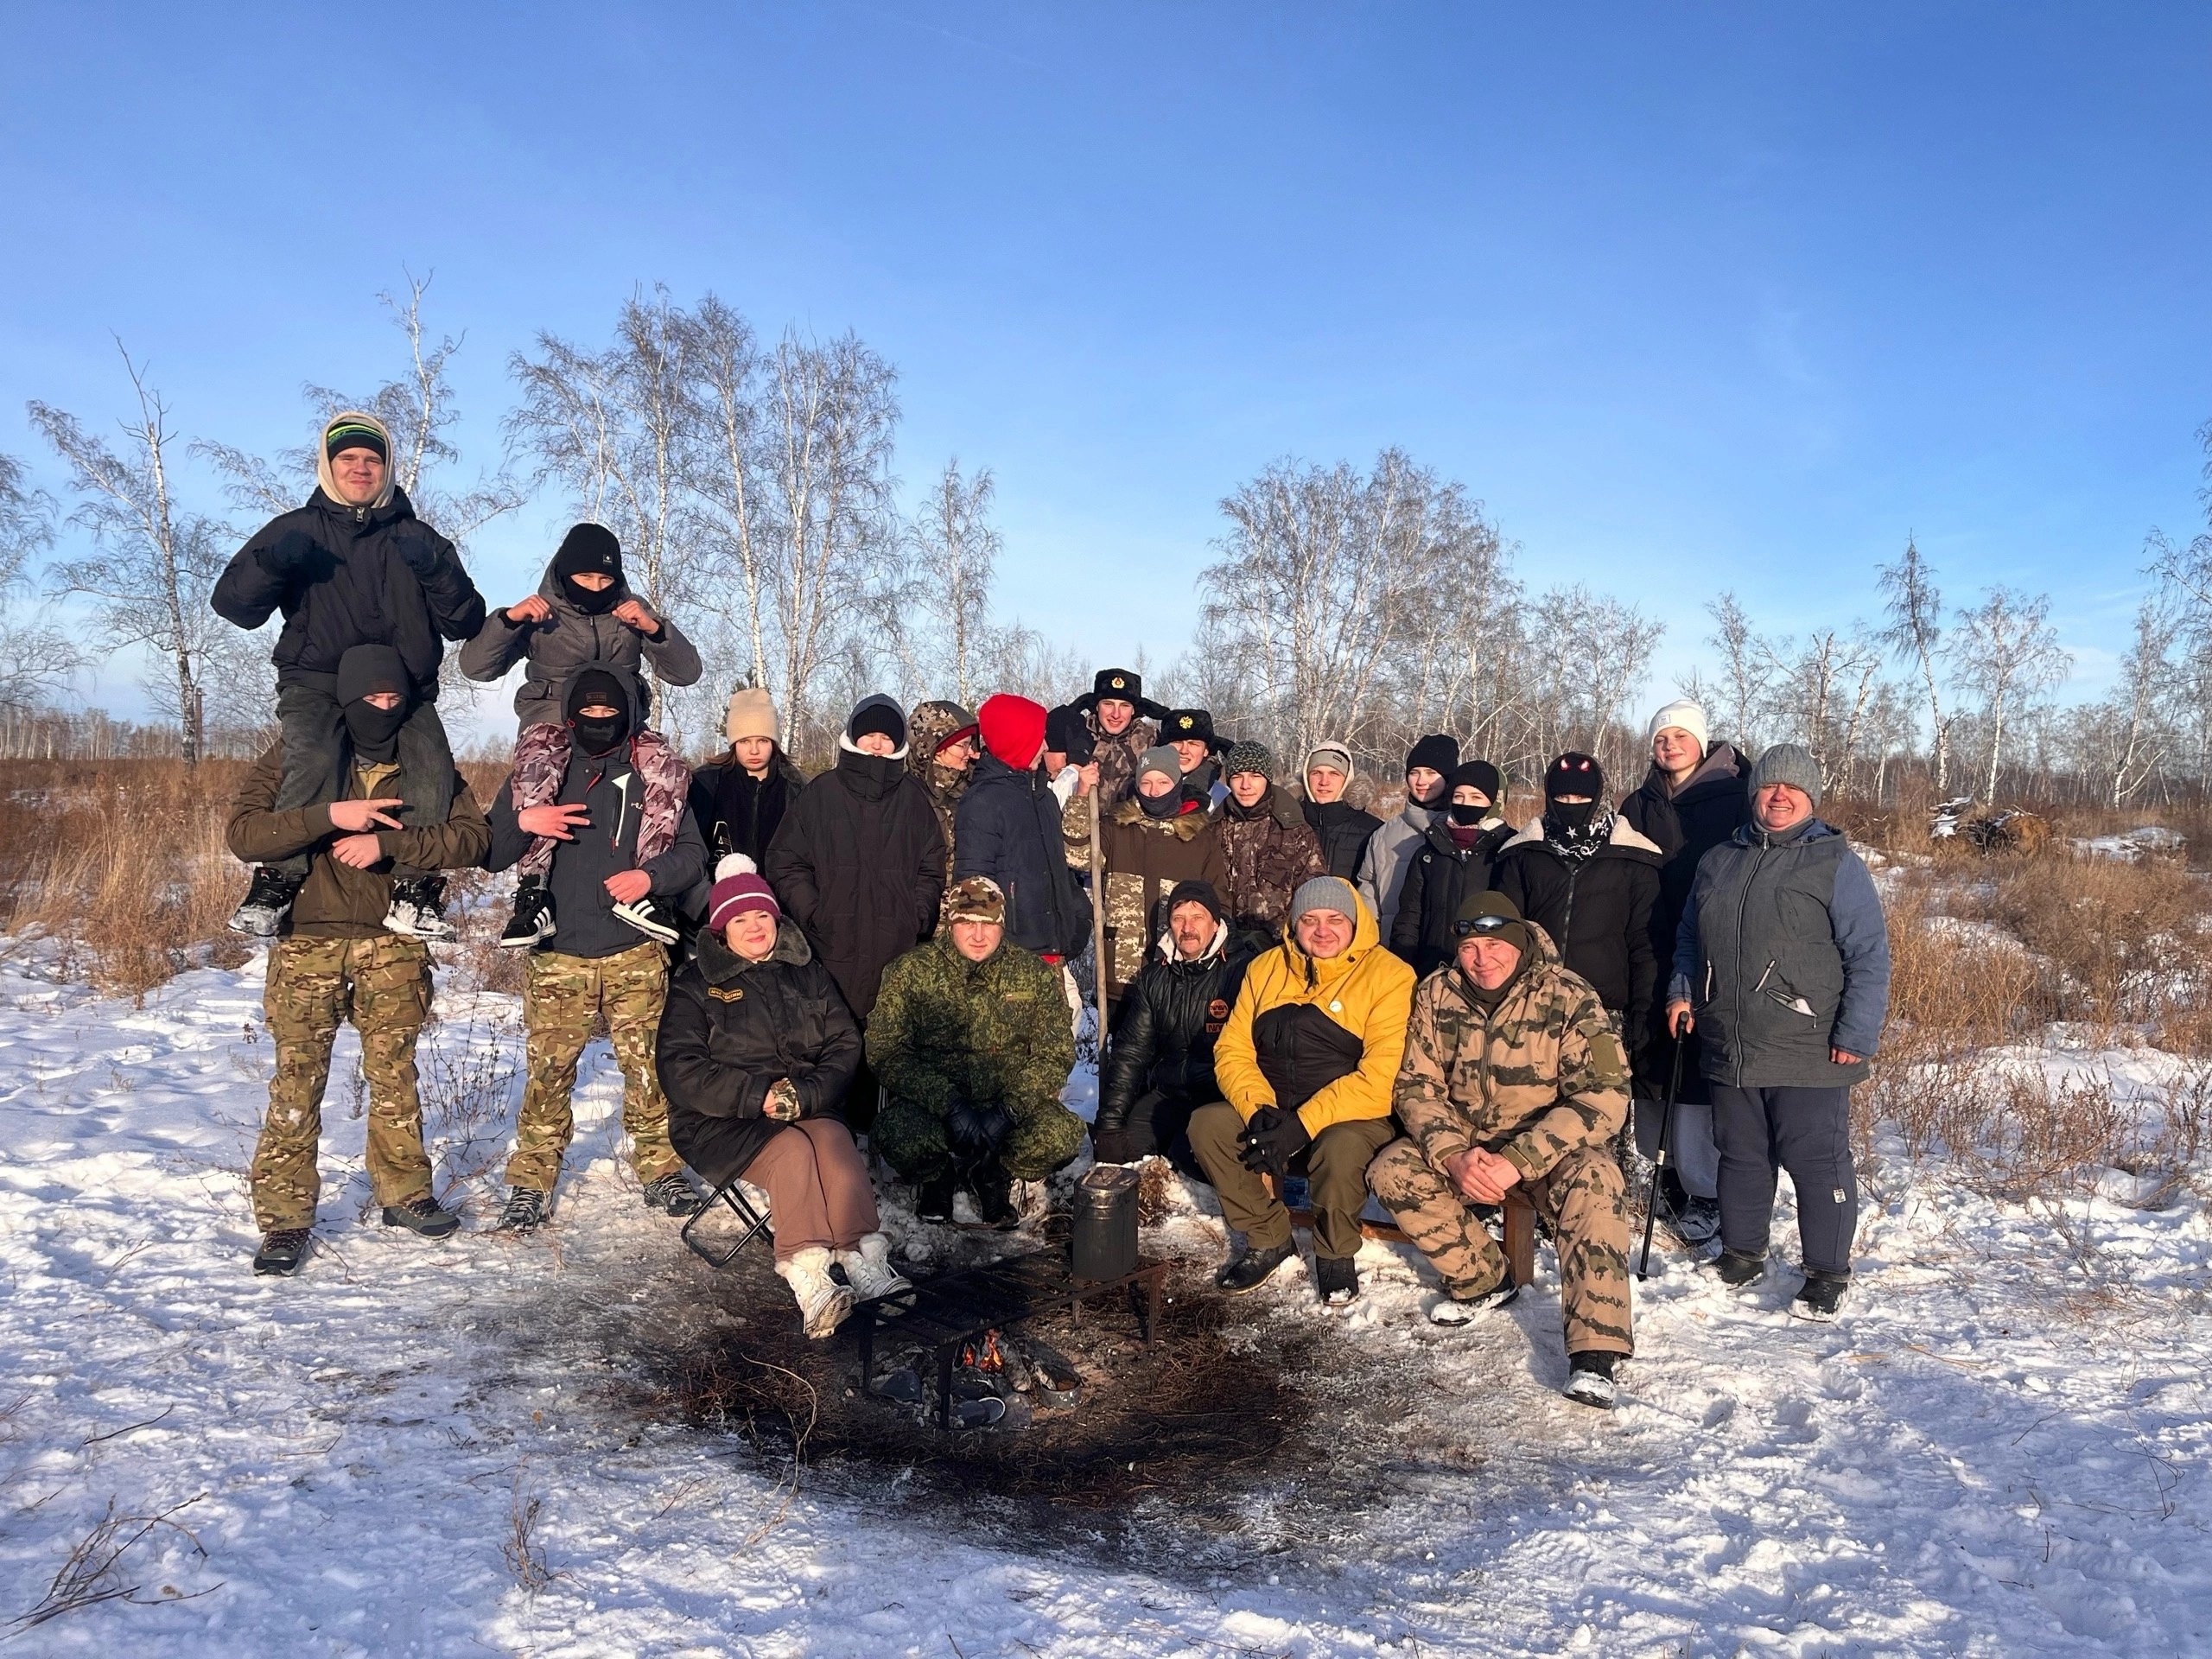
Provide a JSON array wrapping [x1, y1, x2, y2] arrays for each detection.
[[2, 946, 2209, 1656]]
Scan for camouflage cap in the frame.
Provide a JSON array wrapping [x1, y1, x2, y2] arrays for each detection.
[[943, 875, 1007, 926]]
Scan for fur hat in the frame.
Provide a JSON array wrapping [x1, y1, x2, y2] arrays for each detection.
[[1647, 697, 1711, 753], [1160, 709, 1227, 753], [943, 874, 1007, 926], [726, 686, 779, 744], [1751, 742, 1824, 808], [1044, 702, 1096, 764]]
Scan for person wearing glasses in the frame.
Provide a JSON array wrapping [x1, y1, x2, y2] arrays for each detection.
[[1369, 889, 1635, 1409], [906, 700, 982, 887]]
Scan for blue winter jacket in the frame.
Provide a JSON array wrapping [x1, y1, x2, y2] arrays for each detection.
[[1669, 817, 1891, 1089]]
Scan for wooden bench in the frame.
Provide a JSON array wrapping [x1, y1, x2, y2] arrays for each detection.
[[1267, 1176, 1536, 1286]]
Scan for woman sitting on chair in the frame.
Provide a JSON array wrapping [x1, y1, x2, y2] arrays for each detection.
[[657, 855, 912, 1338]]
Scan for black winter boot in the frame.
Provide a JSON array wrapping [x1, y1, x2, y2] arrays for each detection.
[[916, 1173, 957, 1224], [1316, 1255, 1360, 1307], [496, 1186, 550, 1233], [382, 1193, 461, 1238], [1793, 1269, 1851, 1321], [230, 867, 303, 938], [1564, 1351, 1619, 1409], [1217, 1241, 1296, 1293], [1713, 1248, 1765, 1287], [969, 1163, 1020, 1231], [252, 1229, 311, 1275]]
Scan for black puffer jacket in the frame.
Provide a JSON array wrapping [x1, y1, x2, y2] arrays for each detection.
[[1098, 925, 1260, 1128], [659, 922, 861, 1185], [953, 753, 1094, 959], [690, 748, 809, 869], [1389, 818, 1514, 976], [763, 738, 945, 1021], [1492, 815, 1665, 1053], [212, 486, 485, 697], [1302, 797, 1381, 882], [1619, 743, 1751, 1098]]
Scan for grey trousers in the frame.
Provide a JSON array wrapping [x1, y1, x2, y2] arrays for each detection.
[[1634, 1096, 1720, 1198]]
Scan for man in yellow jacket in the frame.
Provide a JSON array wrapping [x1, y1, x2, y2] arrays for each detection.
[[1188, 875, 1416, 1306]]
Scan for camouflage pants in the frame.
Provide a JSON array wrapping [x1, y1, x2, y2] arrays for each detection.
[[874, 1093, 1088, 1183], [1369, 1138, 1634, 1357], [251, 934, 435, 1230], [509, 943, 680, 1191]]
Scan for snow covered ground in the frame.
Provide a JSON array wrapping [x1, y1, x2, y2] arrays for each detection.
[[3, 947, 2209, 1656]]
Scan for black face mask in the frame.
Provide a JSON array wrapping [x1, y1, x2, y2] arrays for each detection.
[[1545, 798, 1599, 833], [1447, 801, 1490, 827], [563, 575, 620, 616], [344, 698, 408, 765], [571, 707, 630, 757], [1138, 786, 1181, 819]]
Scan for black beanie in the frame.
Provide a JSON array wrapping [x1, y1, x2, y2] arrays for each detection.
[[552, 524, 623, 614], [567, 668, 626, 721], [323, 417, 389, 463], [1545, 752, 1605, 801], [335, 642, 410, 706], [1450, 760, 1503, 805], [1045, 702, 1096, 764], [1406, 734, 1459, 777], [847, 695, 907, 748], [1164, 879, 1225, 926]]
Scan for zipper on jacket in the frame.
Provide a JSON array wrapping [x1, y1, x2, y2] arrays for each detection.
[[1730, 844, 1770, 1087]]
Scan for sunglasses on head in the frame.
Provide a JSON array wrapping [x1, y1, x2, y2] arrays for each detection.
[[1452, 914, 1517, 939]]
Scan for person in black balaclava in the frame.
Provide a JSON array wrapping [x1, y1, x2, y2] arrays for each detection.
[[553, 524, 623, 613], [335, 644, 413, 766], [566, 667, 632, 755]]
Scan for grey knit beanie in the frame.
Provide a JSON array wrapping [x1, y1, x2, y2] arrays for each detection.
[[1751, 742, 1823, 808], [1136, 745, 1181, 786], [1223, 740, 1274, 780], [1304, 741, 1355, 782], [1287, 875, 1361, 928]]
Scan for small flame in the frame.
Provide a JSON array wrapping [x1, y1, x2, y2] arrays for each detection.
[[960, 1330, 1007, 1372]]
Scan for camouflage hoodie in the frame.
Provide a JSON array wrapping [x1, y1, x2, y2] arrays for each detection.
[[1392, 921, 1630, 1184], [905, 699, 979, 881]]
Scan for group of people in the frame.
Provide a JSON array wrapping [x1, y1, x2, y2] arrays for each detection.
[[216, 411, 1893, 1411]]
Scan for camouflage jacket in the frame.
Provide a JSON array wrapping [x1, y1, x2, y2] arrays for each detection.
[[1215, 785, 1328, 933], [1089, 715, 1158, 808], [1392, 922, 1630, 1183], [866, 932, 1077, 1119], [1099, 797, 1228, 997], [905, 700, 978, 884]]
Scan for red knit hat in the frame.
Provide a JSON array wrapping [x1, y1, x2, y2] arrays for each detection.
[[707, 855, 781, 931], [977, 694, 1048, 768]]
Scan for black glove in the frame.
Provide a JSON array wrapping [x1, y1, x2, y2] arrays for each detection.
[[1090, 1124, 1145, 1166], [391, 528, 445, 580], [262, 529, 320, 574], [944, 1098, 1014, 1160], [1237, 1106, 1310, 1178]]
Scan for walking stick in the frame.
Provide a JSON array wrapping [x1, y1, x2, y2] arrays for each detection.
[[1088, 781, 1109, 1050], [1637, 1033, 1688, 1281]]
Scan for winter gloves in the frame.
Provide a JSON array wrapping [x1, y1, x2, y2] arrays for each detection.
[[945, 1098, 1016, 1161], [1237, 1105, 1312, 1178]]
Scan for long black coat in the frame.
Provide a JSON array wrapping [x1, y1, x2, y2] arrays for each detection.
[[952, 753, 1094, 959], [1302, 797, 1382, 882], [659, 923, 861, 1185], [1492, 817, 1665, 1054], [1389, 818, 1514, 977], [212, 486, 485, 698], [1619, 745, 1752, 1100], [763, 741, 945, 1021], [690, 748, 809, 870], [1099, 928, 1260, 1128]]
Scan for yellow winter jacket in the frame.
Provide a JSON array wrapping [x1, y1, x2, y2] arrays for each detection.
[[1213, 893, 1418, 1135]]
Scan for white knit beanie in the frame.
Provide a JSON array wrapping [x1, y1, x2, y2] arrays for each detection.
[[1646, 697, 1710, 753]]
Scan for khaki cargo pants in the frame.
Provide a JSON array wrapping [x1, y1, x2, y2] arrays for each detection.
[[509, 942, 680, 1192], [252, 934, 435, 1231], [1369, 1138, 1634, 1357]]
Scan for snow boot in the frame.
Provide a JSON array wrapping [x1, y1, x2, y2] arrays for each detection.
[[499, 878, 556, 950], [613, 895, 681, 945], [1429, 1264, 1519, 1324], [1793, 1268, 1851, 1321], [643, 1172, 703, 1217], [384, 875, 455, 942], [836, 1233, 915, 1314], [382, 1193, 461, 1238], [229, 866, 302, 938], [915, 1173, 957, 1224], [1563, 1351, 1619, 1410], [252, 1229, 311, 1275], [969, 1163, 1020, 1231], [496, 1186, 550, 1233], [778, 1245, 855, 1339], [1713, 1248, 1764, 1288], [1217, 1240, 1296, 1293], [1316, 1255, 1360, 1307]]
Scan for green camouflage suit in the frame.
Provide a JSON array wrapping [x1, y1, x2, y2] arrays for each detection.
[[867, 931, 1084, 1180], [510, 941, 682, 1190], [1369, 923, 1635, 1357], [255, 934, 435, 1229]]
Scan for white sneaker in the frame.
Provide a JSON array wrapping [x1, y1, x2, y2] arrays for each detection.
[[836, 1233, 915, 1315], [776, 1246, 855, 1339]]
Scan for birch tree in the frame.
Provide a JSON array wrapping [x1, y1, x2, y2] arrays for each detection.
[[1878, 537, 1954, 792], [1950, 585, 2069, 800], [0, 453, 78, 717], [911, 459, 1001, 705]]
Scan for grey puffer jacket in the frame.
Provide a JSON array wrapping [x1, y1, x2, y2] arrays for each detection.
[[1670, 818, 1891, 1089], [458, 559, 702, 729], [1356, 801, 1442, 944]]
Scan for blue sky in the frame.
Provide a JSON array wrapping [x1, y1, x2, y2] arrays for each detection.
[[3, 3, 2206, 721]]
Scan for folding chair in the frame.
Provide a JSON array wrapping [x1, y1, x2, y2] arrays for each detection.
[[680, 1174, 773, 1268]]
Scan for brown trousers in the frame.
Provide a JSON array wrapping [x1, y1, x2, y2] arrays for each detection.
[[741, 1119, 880, 1262], [1186, 1102, 1397, 1261]]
